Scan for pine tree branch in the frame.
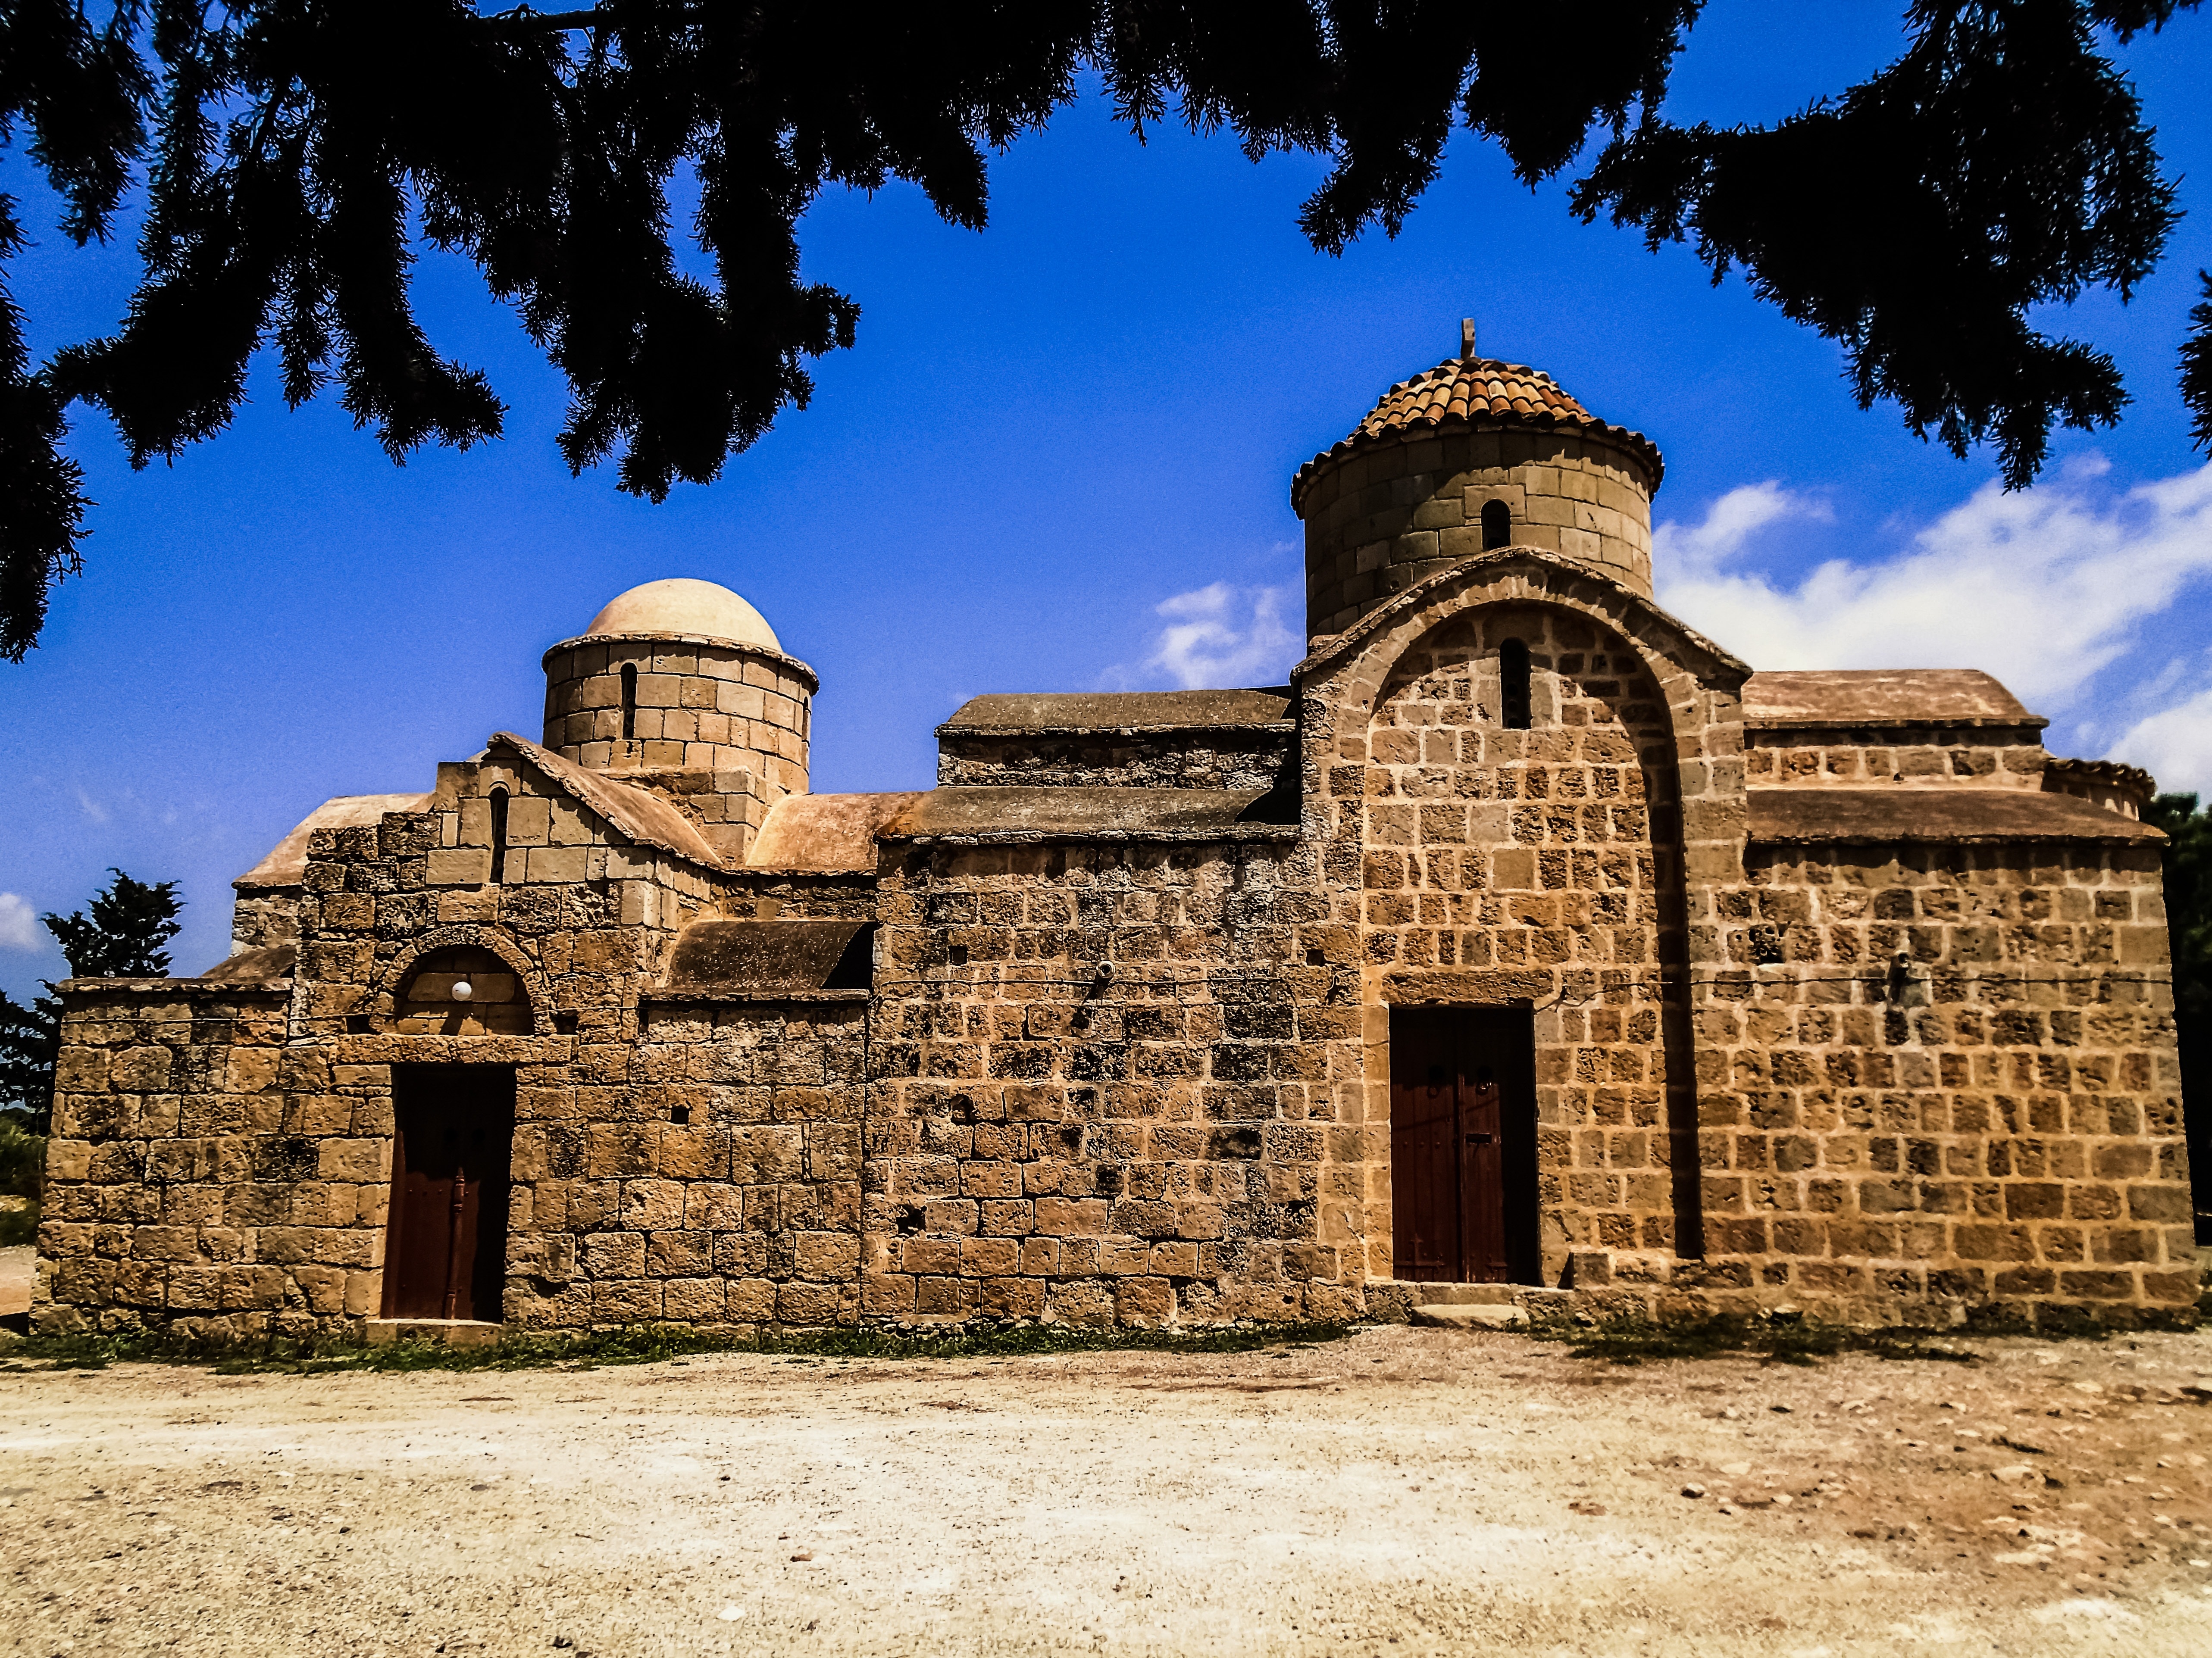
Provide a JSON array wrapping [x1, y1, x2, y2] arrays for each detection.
[[474, 6, 637, 37]]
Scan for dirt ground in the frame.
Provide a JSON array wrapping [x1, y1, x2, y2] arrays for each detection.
[[2, 1322, 2210, 1658], [0, 1246, 31, 1321]]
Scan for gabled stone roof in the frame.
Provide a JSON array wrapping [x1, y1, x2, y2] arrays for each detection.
[[489, 732, 730, 871], [1743, 669, 2043, 730], [938, 689, 1293, 735], [881, 786, 1295, 841], [1748, 788, 2163, 845], [1294, 546, 1751, 685], [1292, 356, 1664, 511], [197, 944, 298, 981]]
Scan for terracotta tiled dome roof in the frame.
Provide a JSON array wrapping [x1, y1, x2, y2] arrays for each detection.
[[1291, 355, 1664, 511]]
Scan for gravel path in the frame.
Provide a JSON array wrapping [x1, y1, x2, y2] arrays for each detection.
[[3, 1324, 2210, 1655]]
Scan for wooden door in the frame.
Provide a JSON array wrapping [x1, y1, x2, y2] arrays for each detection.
[[383, 1065, 515, 1321], [1389, 1008, 1539, 1283], [1459, 1065, 1509, 1279], [1389, 1017, 1461, 1281]]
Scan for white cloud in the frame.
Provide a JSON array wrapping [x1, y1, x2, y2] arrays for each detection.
[[1656, 480, 1831, 575], [1655, 459, 2212, 712], [2107, 685, 2212, 799], [0, 893, 44, 952], [1145, 581, 1300, 689]]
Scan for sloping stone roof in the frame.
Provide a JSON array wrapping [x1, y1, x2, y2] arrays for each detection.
[[881, 786, 1294, 841], [1292, 356, 1663, 510], [651, 918, 872, 1002], [233, 794, 433, 890], [196, 944, 298, 981], [746, 792, 928, 871], [1743, 670, 2043, 730], [1748, 788, 2163, 845], [938, 689, 1293, 735], [489, 732, 730, 870], [2045, 757, 2156, 796]]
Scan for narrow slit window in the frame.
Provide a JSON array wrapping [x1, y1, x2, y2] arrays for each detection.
[[1480, 499, 1511, 550], [488, 788, 510, 884], [1499, 638, 1532, 730], [619, 662, 638, 742]]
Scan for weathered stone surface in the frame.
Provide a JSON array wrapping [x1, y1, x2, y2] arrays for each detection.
[[1749, 790, 2167, 845], [33, 340, 2194, 1341]]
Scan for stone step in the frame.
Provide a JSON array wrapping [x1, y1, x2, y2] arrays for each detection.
[[1404, 1282, 1523, 1306], [1412, 1303, 1530, 1330], [366, 1318, 504, 1350]]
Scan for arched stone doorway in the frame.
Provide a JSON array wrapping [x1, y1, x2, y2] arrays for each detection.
[[1359, 599, 1697, 1284]]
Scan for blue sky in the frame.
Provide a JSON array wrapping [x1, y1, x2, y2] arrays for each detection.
[[5, 2, 2211, 991]]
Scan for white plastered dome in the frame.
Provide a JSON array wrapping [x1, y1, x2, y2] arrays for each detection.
[[585, 578, 781, 652]]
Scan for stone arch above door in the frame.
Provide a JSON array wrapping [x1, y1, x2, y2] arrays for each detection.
[[367, 927, 553, 1037], [1362, 598, 1683, 982], [1300, 552, 1742, 1285]]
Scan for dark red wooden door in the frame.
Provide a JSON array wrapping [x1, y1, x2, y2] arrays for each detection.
[[1389, 1009, 1539, 1283], [384, 1066, 515, 1321], [1389, 1017, 1461, 1281], [1460, 1068, 1509, 1280]]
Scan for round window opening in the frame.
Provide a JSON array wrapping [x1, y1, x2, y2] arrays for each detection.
[[394, 946, 531, 1035]]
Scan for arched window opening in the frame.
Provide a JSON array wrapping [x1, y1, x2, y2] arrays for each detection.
[[1499, 638, 1532, 730], [619, 662, 638, 742], [1480, 499, 1511, 550], [488, 788, 510, 884], [394, 945, 531, 1036]]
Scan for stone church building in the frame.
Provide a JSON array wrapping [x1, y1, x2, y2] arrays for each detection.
[[34, 331, 2193, 1340]]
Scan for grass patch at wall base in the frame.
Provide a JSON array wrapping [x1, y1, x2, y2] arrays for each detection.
[[1532, 1315, 1986, 1367], [0, 1319, 1360, 1375]]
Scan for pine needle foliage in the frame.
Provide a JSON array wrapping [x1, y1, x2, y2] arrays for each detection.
[[0, 3, 2207, 657]]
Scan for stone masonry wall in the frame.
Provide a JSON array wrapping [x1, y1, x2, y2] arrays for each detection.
[[1299, 428, 1657, 638], [541, 634, 814, 799], [1305, 553, 1754, 1303], [1693, 842, 2193, 1326], [34, 736, 895, 1340], [504, 863, 876, 1329], [36, 759, 727, 1336], [861, 836, 1369, 1326], [936, 729, 1293, 793], [37, 548, 2195, 1338], [506, 997, 866, 1329], [1354, 601, 1696, 1285], [1745, 725, 2051, 791], [34, 983, 322, 1336]]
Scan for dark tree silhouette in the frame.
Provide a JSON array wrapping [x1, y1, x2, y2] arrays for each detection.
[[0, 2, 2206, 659], [0, 869, 181, 1132], [2145, 794, 2211, 1233]]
